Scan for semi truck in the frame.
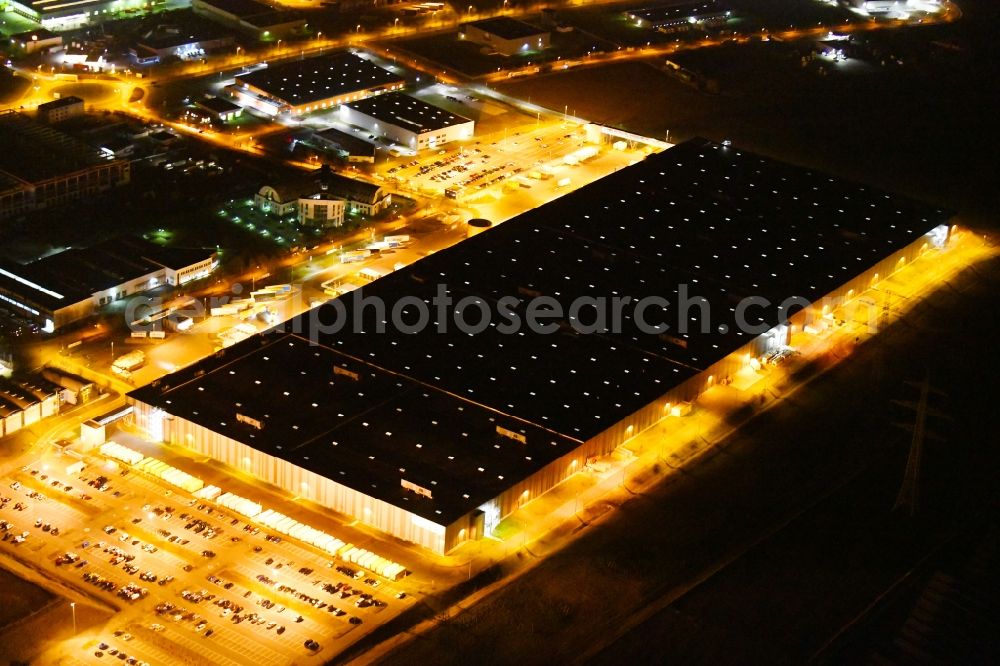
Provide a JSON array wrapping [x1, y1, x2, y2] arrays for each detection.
[[111, 350, 146, 377], [341, 249, 372, 264], [384, 235, 411, 248]]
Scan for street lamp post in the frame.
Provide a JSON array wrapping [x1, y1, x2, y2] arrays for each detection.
[[70, 602, 77, 635]]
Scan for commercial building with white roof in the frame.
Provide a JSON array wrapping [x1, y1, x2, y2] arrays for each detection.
[[339, 92, 474, 151]]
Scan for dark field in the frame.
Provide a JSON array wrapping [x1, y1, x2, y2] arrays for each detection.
[[498, 1, 1000, 222], [0, 564, 55, 631], [0, 69, 29, 105]]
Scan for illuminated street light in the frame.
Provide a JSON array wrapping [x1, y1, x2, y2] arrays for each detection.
[[70, 602, 76, 634]]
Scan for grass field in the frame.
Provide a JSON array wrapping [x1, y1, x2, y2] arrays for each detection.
[[394, 32, 525, 77], [0, 565, 55, 631], [389, 23, 618, 78], [0, 69, 29, 105], [497, 23, 1000, 220]]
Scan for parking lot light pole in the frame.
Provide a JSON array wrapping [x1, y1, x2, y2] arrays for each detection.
[[70, 602, 77, 634]]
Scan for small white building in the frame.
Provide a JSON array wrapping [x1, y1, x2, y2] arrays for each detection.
[[196, 96, 243, 123], [340, 92, 474, 152]]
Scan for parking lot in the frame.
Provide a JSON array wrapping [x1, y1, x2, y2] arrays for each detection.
[[372, 117, 655, 226], [0, 443, 419, 666], [380, 120, 598, 198]]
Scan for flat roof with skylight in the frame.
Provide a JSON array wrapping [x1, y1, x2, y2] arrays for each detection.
[[130, 334, 583, 523], [130, 138, 951, 543], [343, 92, 472, 135], [234, 52, 403, 109]]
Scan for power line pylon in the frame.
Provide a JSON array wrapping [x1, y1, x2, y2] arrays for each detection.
[[892, 374, 948, 516]]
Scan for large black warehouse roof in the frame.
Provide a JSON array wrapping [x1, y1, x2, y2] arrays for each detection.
[[130, 138, 950, 522], [234, 52, 403, 108]]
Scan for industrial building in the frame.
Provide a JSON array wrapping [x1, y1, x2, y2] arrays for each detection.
[[626, 1, 732, 33], [459, 17, 550, 56], [255, 167, 390, 221], [8, 28, 62, 53], [196, 96, 243, 122], [41, 367, 95, 404], [129, 22, 236, 65], [0, 237, 217, 329], [129, 139, 952, 555], [311, 127, 377, 163], [99, 136, 135, 159], [340, 92, 474, 152], [191, 0, 306, 40], [0, 375, 60, 439], [0, 111, 130, 220], [228, 52, 404, 116], [5, 0, 161, 30], [36, 96, 85, 124]]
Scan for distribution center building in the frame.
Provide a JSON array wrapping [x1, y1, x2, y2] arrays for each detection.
[[228, 52, 404, 116], [339, 92, 474, 152], [129, 139, 952, 555]]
